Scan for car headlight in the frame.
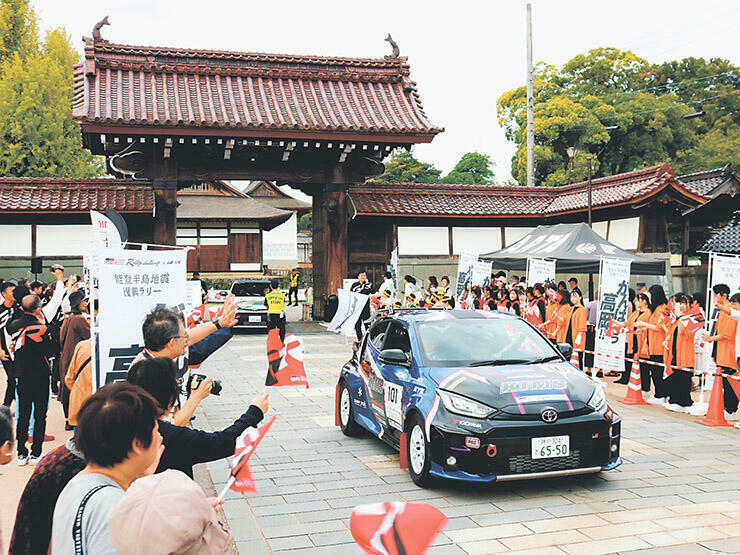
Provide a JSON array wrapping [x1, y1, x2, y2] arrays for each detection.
[[437, 389, 494, 418], [587, 385, 607, 413]]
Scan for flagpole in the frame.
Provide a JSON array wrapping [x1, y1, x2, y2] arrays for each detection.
[[216, 476, 236, 502]]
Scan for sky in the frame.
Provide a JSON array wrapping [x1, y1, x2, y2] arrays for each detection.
[[34, 0, 738, 185]]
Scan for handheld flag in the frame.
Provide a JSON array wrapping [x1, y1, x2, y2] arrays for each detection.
[[680, 304, 705, 338], [605, 316, 629, 338], [350, 501, 448, 555], [266, 329, 309, 388], [217, 415, 277, 498]]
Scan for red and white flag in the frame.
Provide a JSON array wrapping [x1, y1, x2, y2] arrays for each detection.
[[605, 316, 629, 338], [679, 304, 705, 338], [350, 501, 448, 555], [266, 329, 309, 388], [222, 415, 277, 495]]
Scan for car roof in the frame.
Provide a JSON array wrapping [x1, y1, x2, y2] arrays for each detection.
[[232, 279, 270, 284], [394, 309, 519, 323]]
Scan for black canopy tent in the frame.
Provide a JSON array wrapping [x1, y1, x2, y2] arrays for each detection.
[[480, 223, 666, 275]]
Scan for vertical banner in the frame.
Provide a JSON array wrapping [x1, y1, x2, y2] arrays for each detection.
[[526, 257, 556, 286], [471, 260, 492, 288], [90, 210, 123, 249], [93, 248, 187, 391], [594, 257, 631, 373], [706, 253, 740, 330], [184, 280, 203, 316], [390, 247, 399, 292], [455, 252, 478, 304]]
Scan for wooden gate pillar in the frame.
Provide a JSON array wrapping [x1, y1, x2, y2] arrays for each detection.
[[153, 181, 178, 246], [312, 189, 349, 320]]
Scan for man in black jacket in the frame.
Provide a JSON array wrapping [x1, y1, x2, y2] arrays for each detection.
[[1, 281, 18, 407], [127, 357, 269, 478], [350, 271, 373, 341], [7, 294, 57, 464]]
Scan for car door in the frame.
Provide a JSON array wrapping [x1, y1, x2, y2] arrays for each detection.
[[354, 319, 391, 437], [375, 321, 413, 437]]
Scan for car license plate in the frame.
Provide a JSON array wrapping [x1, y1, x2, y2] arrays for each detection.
[[531, 435, 569, 459], [248, 315, 261, 323]]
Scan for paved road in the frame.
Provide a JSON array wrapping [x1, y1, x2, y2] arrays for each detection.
[[193, 321, 740, 554]]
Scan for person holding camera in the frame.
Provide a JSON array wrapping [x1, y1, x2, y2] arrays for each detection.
[[127, 357, 269, 478]]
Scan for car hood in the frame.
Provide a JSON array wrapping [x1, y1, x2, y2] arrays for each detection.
[[428, 362, 596, 415]]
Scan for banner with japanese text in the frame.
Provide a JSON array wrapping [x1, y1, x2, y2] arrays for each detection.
[[390, 247, 399, 292], [526, 257, 556, 286], [706, 253, 740, 332], [594, 257, 631, 372], [455, 252, 478, 305], [93, 248, 187, 390], [471, 260, 492, 288]]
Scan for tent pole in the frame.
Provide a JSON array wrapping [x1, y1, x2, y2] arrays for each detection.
[[588, 273, 594, 300]]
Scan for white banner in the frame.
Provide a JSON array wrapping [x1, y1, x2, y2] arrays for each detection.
[[390, 247, 398, 291], [184, 280, 203, 316], [90, 210, 122, 249], [327, 289, 369, 337], [93, 248, 187, 390], [594, 257, 631, 372], [526, 257, 556, 286], [471, 260, 492, 288], [706, 253, 740, 331], [455, 252, 478, 302]]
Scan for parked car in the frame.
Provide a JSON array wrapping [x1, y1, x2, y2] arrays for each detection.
[[336, 309, 622, 487], [206, 288, 229, 303], [231, 279, 271, 331]]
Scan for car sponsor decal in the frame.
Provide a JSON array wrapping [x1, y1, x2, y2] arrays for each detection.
[[424, 395, 441, 438], [499, 379, 568, 394], [514, 393, 571, 404], [384, 382, 403, 430], [465, 437, 480, 449], [438, 369, 489, 391], [452, 418, 482, 430], [535, 364, 574, 411]]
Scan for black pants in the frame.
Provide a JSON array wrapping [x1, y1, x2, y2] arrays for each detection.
[[640, 357, 652, 392], [16, 372, 50, 457], [722, 367, 738, 414], [666, 370, 693, 407], [268, 314, 286, 342], [2, 359, 16, 407], [354, 304, 370, 342], [649, 355, 668, 398], [617, 357, 631, 384], [288, 286, 299, 305], [50, 357, 59, 396]]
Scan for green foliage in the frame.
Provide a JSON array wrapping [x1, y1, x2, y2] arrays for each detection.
[[373, 149, 441, 183], [298, 212, 312, 233], [0, 0, 37, 65], [497, 48, 740, 185], [0, 21, 103, 177], [442, 152, 495, 185], [678, 126, 740, 171]]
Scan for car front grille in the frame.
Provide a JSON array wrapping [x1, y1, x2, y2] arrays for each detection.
[[508, 450, 581, 474]]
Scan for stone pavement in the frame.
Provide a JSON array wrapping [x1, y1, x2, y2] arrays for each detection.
[[191, 317, 740, 555]]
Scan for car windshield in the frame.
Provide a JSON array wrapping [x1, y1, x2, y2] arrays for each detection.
[[415, 317, 560, 368], [231, 282, 269, 297]]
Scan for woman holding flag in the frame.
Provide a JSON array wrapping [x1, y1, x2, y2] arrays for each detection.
[[611, 293, 650, 384], [635, 285, 670, 404], [662, 294, 696, 413], [565, 288, 588, 372]]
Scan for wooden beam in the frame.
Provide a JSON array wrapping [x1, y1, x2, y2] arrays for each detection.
[[311, 189, 349, 319], [682, 219, 690, 267], [153, 182, 178, 246]]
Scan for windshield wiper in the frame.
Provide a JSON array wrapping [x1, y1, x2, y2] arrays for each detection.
[[528, 355, 561, 364], [470, 359, 532, 367]]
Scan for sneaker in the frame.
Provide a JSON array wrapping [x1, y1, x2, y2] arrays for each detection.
[[642, 391, 651, 399], [647, 396, 665, 405], [725, 411, 739, 422], [17, 455, 28, 466], [29, 453, 43, 465], [734, 422, 740, 430], [665, 402, 687, 413]]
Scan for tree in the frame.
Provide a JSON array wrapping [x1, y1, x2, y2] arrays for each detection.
[[0, 0, 38, 66], [497, 47, 738, 186], [442, 152, 495, 185], [0, 24, 103, 177], [372, 149, 441, 183], [298, 212, 312, 233], [677, 126, 740, 172]]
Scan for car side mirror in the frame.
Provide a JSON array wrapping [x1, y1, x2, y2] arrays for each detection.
[[556, 343, 573, 359], [379, 348, 410, 367]]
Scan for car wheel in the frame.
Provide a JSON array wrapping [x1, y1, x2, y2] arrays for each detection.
[[406, 413, 432, 487], [339, 381, 361, 437]]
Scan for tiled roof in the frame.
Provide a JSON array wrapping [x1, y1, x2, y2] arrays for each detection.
[[351, 164, 708, 217], [177, 195, 292, 230], [72, 38, 441, 140], [679, 164, 739, 197], [701, 211, 740, 253], [0, 178, 154, 213]]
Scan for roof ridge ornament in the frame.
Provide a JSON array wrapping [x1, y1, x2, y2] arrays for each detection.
[[385, 34, 400, 58], [92, 16, 110, 43]]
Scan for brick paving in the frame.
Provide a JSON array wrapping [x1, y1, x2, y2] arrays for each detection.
[[191, 313, 740, 554]]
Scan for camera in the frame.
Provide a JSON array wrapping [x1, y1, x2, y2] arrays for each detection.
[[187, 373, 222, 396]]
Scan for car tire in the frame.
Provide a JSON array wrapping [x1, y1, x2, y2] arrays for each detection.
[[406, 413, 433, 487], [339, 381, 361, 437]]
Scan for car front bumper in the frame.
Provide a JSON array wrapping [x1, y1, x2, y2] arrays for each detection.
[[427, 413, 622, 483]]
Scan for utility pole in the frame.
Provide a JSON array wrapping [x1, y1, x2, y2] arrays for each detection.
[[526, 3, 535, 187]]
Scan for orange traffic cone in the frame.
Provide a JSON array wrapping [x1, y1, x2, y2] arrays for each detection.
[[696, 372, 731, 427], [618, 358, 649, 405], [570, 346, 580, 369]]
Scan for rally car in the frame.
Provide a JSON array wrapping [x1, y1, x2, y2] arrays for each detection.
[[231, 279, 270, 331], [335, 309, 621, 487]]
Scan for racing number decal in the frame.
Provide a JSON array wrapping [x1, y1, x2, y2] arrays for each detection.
[[384, 383, 403, 430]]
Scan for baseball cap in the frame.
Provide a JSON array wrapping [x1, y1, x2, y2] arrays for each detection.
[[108, 470, 232, 555]]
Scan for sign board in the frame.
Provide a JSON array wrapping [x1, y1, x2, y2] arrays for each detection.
[[185, 280, 203, 315], [526, 257, 556, 286], [93, 248, 187, 390], [90, 210, 122, 249], [390, 247, 399, 291], [471, 260, 492, 288], [706, 253, 740, 331], [455, 252, 478, 304], [594, 257, 631, 373]]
